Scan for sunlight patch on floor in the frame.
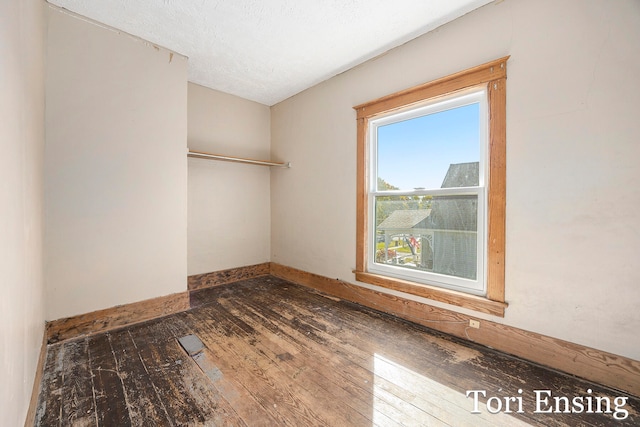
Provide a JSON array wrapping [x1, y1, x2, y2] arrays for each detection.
[[373, 353, 531, 426]]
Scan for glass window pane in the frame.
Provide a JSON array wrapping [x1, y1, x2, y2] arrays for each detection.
[[374, 194, 478, 280], [376, 103, 480, 191]]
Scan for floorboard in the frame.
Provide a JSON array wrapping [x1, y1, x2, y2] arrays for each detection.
[[35, 276, 640, 426]]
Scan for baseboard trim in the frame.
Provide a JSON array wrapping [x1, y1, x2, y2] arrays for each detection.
[[46, 291, 190, 344], [270, 262, 640, 396], [44, 262, 271, 344], [188, 262, 271, 291], [24, 329, 48, 427]]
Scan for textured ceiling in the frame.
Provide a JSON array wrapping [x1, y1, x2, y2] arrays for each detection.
[[48, 0, 493, 106]]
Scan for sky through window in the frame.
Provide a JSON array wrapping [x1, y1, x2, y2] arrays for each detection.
[[377, 103, 480, 191]]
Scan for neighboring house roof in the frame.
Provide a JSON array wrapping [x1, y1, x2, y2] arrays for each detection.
[[441, 161, 479, 188], [378, 209, 431, 231], [429, 161, 479, 231]]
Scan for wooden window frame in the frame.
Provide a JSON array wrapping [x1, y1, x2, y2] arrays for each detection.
[[353, 57, 509, 317]]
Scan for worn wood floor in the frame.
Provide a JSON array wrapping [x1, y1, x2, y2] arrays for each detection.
[[35, 276, 639, 426]]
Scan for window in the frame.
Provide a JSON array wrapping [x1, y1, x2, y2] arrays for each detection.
[[370, 89, 486, 293], [354, 58, 508, 316]]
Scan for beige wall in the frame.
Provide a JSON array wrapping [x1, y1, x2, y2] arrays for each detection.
[[0, 0, 46, 424], [45, 7, 188, 320], [188, 83, 271, 275], [271, 0, 640, 360]]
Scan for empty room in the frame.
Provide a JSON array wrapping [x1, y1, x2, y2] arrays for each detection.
[[2, 0, 639, 425]]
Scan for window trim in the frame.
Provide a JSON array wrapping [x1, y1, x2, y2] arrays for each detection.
[[353, 57, 509, 317]]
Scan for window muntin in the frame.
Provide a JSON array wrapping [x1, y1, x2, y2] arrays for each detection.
[[367, 89, 488, 295]]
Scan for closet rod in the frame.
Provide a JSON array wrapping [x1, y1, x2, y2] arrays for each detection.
[[187, 149, 291, 168]]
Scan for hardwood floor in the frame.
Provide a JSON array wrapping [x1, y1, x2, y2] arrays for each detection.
[[35, 276, 640, 426]]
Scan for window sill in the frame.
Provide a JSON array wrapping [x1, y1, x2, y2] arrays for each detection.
[[354, 270, 507, 317]]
